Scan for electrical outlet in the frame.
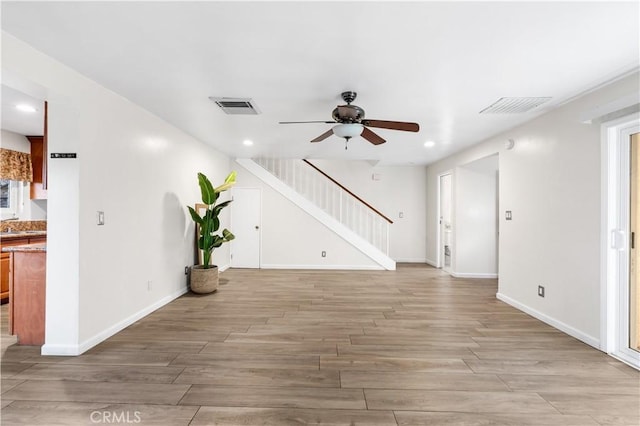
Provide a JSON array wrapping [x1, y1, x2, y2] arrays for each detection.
[[184, 266, 189, 275], [97, 211, 105, 225], [505, 210, 512, 221], [538, 285, 545, 297], [399, 212, 404, 218], [321, 251, 326, 258]]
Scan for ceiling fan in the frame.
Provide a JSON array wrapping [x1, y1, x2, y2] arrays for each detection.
[[279, 91, 420, 149]]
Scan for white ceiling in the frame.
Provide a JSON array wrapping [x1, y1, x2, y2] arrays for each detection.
[[1, 85, 44, 136], [1, 2, 638, 165]]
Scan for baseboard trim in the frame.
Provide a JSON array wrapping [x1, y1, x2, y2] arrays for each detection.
[[496, 292, 600, 349], [451, 272, 498, 279], [218, 264, 230, 273], [41, 343, 82, 356], [42, 286, 189, 356], [260, 264, 384, 271], [396, 258, 429, 263], [425, 258, 438, 268]]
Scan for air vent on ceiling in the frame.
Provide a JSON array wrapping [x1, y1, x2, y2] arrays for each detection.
[[209, 97, 260, 115], [479, 97, 551, 114]]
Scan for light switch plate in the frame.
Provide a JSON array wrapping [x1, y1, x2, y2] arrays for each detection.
[[505, 210, 512, 220], [97, 211, 105, 226]]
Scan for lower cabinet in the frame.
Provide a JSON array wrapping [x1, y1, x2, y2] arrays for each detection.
[[0, 252, 10, 301], [10, 250, 46, 345], [0, 235, 47, 303]]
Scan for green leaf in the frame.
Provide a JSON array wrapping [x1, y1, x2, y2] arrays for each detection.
[[187, 206, 203, 225], [203, 207, 215, 221], [210, 235, 224, 248], [214, 170, 237, 192], [197, 172, 216, 205], [225, 171, 237, 184], [222, 229, 235, 241], [213, 200, 233, 216]]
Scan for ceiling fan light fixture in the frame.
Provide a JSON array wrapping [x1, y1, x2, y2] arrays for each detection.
[[333, 123, 363, 139]]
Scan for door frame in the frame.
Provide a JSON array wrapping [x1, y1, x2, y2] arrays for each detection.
[[230, 187, 262, 269], [437, 171, 453, 272], [601, 113, 640, 369]]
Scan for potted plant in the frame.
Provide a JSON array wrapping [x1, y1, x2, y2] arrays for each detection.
[[187, 171, 236, 293]]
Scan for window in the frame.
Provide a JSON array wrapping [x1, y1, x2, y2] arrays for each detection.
[[0, 179, 11, 208], [0, 179, 20, 217]]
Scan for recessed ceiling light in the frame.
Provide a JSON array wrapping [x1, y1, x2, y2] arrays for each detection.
[[243, 139, 254, 146], [15, 104, 37, 113], [424, 140, 436, 148]]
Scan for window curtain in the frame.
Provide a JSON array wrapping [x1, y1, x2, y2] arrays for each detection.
[[0, 148, 33, 182]]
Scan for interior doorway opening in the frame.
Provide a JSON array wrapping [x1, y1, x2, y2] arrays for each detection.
[[438, 173, 453, 273]]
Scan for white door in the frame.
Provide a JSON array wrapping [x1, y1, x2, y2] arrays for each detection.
[[628, 132, 640, 354], [230, 188, 261, 268], [603, 115, 640, 369]]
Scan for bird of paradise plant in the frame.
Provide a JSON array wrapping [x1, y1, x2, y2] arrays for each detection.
[[187, 171, 236, 268]]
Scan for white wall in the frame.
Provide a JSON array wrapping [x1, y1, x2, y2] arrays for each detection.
[[0, 129, 47, 220], [1, 129, 30, 152], [309, 160, 428, 262], [2, 33, 232, 354], [454, 155, 498, 277], [426, 71, 640, 347], [233, 163, 379, 269]]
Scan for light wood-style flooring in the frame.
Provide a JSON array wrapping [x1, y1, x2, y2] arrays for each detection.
[[1, 265, 639, 425]]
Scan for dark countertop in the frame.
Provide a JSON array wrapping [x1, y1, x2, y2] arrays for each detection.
[[0, 231, 47, 240], [1, 242, 46, 252]]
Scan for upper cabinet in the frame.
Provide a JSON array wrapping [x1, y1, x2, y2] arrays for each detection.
[[27, 102, 48, 200], [27, 136, 47, 199]]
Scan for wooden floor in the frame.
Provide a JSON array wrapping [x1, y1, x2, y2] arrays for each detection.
[[1, 265, 639, 425]]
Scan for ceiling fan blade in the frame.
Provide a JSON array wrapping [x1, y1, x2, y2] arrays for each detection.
[[362, 119, 419, 132], [310, 129, 334, 143], [361, 127, 386, 145], [279, 120, 335, 124]]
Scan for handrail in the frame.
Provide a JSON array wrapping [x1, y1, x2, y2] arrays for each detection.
[[302, 159, 394, 224]]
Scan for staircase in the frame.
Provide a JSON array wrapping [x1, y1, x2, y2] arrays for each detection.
[[236, 158, 395, 270]]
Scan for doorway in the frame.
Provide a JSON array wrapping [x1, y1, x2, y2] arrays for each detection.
[[602, 114, 640, 369], [438, 173, 453, 273], [456, 154, 499, 277], [230, 188, 261, 268]]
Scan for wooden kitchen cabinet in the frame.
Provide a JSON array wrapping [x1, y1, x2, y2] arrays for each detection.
[[0, 235, 47, 303], [9, 248, 46, 345], [27, 136, 47, 200], [0, 252, 10, 302]]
